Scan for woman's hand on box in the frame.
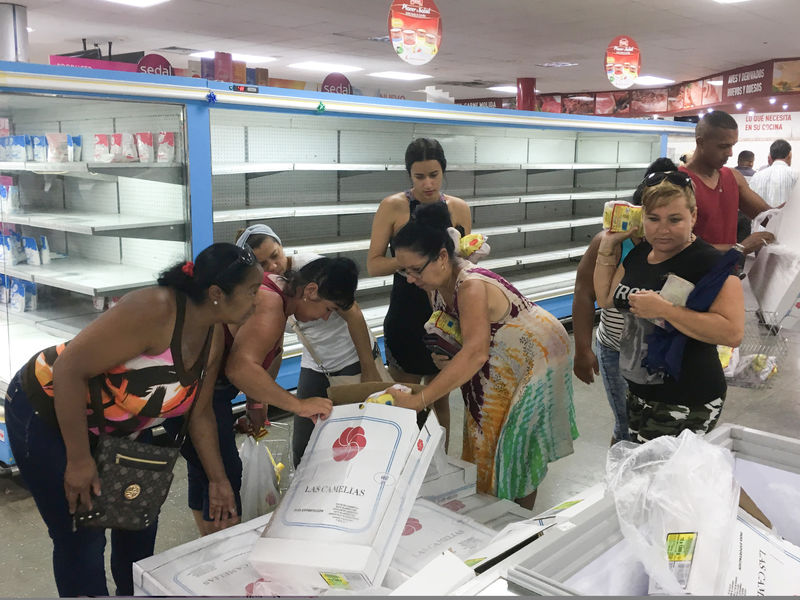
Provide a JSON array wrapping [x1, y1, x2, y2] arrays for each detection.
[[386, 387, 421, 412], [297, 396, 333, 423]]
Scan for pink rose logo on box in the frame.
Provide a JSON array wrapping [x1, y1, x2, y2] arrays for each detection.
[[442, 499, 465, 512], [245, 578, 269, 597], [332, 426, 367, 462], [402, 517, 422, 536]]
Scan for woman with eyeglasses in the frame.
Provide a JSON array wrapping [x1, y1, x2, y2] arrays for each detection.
[[386, 202, 577, 509], [594, 171, 744, 443], [367, 138, 471, 448], [3, 243, 263, 597]]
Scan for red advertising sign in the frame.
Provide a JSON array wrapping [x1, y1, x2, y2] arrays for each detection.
[[722, 61, 771, 102], [605, 35, 640, 89], [563, 94, 595, 115], [595, 91, 630, 115], [137, 53, 173, 76], [536, 94, 562, 113], [49, 55, 138, 72], [321, 72, 353, 95], [630, 88, 668, 114], [388, 0, 442, 66]]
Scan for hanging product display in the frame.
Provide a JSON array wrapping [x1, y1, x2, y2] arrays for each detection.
[[605, 35, 641, 89], [387, 0, 442, 66]]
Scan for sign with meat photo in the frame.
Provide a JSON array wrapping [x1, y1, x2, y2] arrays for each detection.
[[630, 88, 667, 114], [683, 80, 705, 109], [702, 78, 722, 106], [772, 59, 800, 93], [563, 94, 596, 115], [536, 94, 562, 113], [595, 91, 630, 115], [668, 84, 685, 111]]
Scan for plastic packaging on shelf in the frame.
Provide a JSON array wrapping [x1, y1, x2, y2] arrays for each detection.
[[603, 200, 643, 235], [22, 236, 41, 265], [39, 235, 51, 264], [92, 134, 112, 162], [7, 135, 30, 162], [110, 133, 138, 162], [30, 135, 47, 162], [135, 132, 154, 162], [156, 131, 175, 162], [70, 134, 82, 161], [606, 429, 740, 596], [45, 133, 69, 162]]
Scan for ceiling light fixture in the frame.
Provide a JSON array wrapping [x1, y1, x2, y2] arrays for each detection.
[[487, 85, 540, 94], [748, 109, 755, 116], [368, 71, 433, 81], [735, 102, 743, 109], [769, 97, 777, 104], [535, 62, 578, 68], [707, 108, 714, 113], [288, 61, 363, 73], [101, 0, 171, 7], [634, 75, 676, 86], [190, 51, 277, 63], [26, 26, 33, 32], [713, 0, 750, 3], [783, 103, 789, 110], [708, 80, 722, 86]]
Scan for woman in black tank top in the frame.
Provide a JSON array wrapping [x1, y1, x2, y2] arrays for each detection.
[[367, 138, 471, 447]]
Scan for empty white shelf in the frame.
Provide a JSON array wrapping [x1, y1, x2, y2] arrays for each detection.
[[2, 210, 185, 234], [0, 161, 182, 173], [1, 258, 158, 296]]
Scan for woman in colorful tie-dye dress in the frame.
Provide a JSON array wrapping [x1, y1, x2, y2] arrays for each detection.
[[388, 202, 578, 508]]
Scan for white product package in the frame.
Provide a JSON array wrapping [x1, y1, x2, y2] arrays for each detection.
[[135, 132, 155, 162], [30, 135, 47, 162], [111, 133, 138, 162], [606, 430, 740, 596], [7, 135, 29, 161], [92, 134, 112, 162], [9, 278, 25, 313], [156, 131, 175, 162], [45, 133, 69, 162], [250, 403, 443, 593], [22, 236, 40, 265], [70, 135, 82, 161], [391, 498, 495, 576], [39, 235, 51, 264]]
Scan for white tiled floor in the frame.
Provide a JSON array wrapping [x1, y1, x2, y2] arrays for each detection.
[[1, 325, 798, 597]]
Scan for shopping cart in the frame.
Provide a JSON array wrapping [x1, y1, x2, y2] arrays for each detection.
[[721, 310, 788, 389]]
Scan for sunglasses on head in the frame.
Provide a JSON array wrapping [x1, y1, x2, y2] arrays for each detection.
[[223, 246, 256, 273], [644, 171, 693, 189]]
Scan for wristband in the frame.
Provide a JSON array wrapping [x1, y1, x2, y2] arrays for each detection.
[[733, 243, 746, 254], [597, 249, 616, 257]]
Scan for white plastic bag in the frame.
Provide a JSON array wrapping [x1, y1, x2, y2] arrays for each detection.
[[239, 436, 281, 522], [606, 430, 740, 596]]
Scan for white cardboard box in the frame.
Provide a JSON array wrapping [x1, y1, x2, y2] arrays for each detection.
[[249, 404, 443, 592], [391, 498, 495, 576]]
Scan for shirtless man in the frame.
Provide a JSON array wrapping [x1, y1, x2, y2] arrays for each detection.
[[680, 111, 775, 254]]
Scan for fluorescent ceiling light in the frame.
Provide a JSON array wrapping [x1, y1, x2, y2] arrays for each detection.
[[735, 102, 743, 109], [634, 75, 676, 86], [713, 0, 750, 3], [487, 85, 540, 94], [708, 80, 722, 86], [368, 71, 433, 81], [26, 27, 33, 32], [101, 0, 170, 7], [769, 97, 777, 104], [535, 61, 578, 68], [783, 104, 789, 110], [288, 61, 362, 73], [190, 51, 276, 63]]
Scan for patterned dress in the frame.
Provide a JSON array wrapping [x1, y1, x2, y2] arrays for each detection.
[[434, 266, 578, 499]]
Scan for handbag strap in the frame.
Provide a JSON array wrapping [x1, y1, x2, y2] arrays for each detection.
[[88, 324, 214, 447], [287, 315, 334, 380]]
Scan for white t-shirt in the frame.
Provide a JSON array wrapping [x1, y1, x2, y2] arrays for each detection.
[[288, 253, 362, 373]]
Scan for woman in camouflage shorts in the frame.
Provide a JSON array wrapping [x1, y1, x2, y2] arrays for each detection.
[[593, 172, 744, 442]]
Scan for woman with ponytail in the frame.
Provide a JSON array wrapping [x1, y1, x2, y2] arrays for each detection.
[[388, 203, 578, 509], [3, 243, 263, 597], [367, 138, 471, 448]]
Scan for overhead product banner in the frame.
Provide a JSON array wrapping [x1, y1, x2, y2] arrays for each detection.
[[321, 72, 353, 94], [388, 0, 442, 66], [605, 35, 640, 89], [722, 61, 771, 102]]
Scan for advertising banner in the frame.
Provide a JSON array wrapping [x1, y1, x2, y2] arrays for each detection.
[[536, 94, 562, 113], [722, 61, 771, 102], [49, 55, 138, 72], [321, 72, 353, 95], [595, 91, 630, 115], [388, 0, 442, 66], [605, 35, 640, 89]]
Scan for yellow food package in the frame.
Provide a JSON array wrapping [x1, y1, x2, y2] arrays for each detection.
[[603, 201, 643, 235]]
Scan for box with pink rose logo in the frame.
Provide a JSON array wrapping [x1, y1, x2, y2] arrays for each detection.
[[249, 402, 442, 593]]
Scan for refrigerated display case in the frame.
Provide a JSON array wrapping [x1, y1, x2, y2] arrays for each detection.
[[0, 60, 695, 395]]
